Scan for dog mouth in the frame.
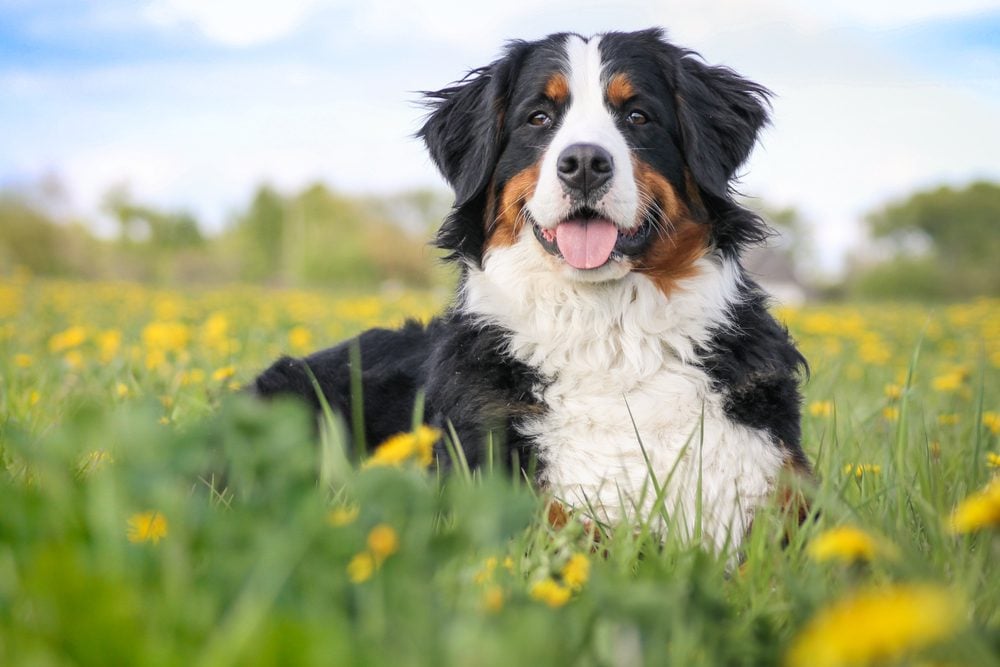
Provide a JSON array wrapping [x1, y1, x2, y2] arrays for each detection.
[[531, 208, 654, 270]]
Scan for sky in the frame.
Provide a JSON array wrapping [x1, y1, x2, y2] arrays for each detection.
[[1, 0, 999, 274]]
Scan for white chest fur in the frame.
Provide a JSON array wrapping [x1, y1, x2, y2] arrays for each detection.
[[463, 236, 786, 551]]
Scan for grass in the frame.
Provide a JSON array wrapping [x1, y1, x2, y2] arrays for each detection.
[[1, 274, 999, 666]]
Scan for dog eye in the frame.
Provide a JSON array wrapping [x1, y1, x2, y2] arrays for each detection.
[[626, 110, 649, 126], [528, 111, 551, 127]]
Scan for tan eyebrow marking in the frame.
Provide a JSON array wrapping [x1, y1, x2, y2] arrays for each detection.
[[544, 72, 569, 104], [606, 72, 635, 106]]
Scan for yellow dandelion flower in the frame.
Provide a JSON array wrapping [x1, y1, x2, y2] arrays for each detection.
[[179, 368, 206, 386], [859, 337, 891, 365], [530, 578, 572, 608], [49, 325, 86, 353], [949, 479, 1000, 534], [365, 425, 440, 468], [212, 365, 236, 382], [367, 524, 399, 562], [153, 296, 181, 320], [932, 372, 964, 393], [807, 525, 896, 564], [127, 511, 168, 544], [502, 556, 515, 572], [937, 413, 960, 426], [288, 326, 313, 354], [145, 348, 167, 371], [474, 556, 499, 584], [97, 329, 122, 363], [14, 353, 32, 368], [884, 383, 902, 400], [809, 401, 834, 418], [482, 585, 504, 612], [29, 390, 40, 406], [200, 313, 230, 354], [986, 452, 1000, 469], [984, 412, 1000, 436], [784, 584, 965, 667], [64, 350, 84, 370], [347, 552, 376, 583], [561, 553, 591, 590], [843, 463, 882, 479], [327, 504, 359, 527], [141, 321, 190, 353], [882, 406, 899, 422], [115, 382, 130, 398]]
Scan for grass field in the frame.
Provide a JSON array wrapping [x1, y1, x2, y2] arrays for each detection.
[[1, 273, 999, 666]]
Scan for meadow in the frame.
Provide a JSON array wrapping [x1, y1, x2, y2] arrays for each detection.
[[1, 272, 999, 666]]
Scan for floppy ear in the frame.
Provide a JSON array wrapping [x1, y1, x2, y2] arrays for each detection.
[[419, 62, 512, 208], [675, 56, 771, 200], [418, 47, 524, 264]]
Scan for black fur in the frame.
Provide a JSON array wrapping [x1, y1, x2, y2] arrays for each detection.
[[700, 281, 810, 470], [254, 314, 543, 471]]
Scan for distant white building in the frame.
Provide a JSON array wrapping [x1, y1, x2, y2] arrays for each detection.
[[744, 245, 809, 306]]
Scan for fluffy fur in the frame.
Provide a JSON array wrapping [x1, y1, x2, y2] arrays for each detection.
[[253, 28, 809, 551]]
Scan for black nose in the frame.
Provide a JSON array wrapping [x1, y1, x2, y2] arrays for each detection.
[[557, 143, 614, 195]]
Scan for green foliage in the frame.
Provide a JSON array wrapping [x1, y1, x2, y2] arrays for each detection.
[[0, 181, 452, 289], [0, 193, 105, 278], [223, 183, 451, 288], [104, 186, 205, 250], [229, 185, 286, 282], [854, 181, 1000, 299]]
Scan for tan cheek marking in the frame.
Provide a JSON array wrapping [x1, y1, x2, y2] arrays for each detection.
[[745, 455, 813, 545], [631, 159, 710, 296], [544, 73, 569, 105], [485, 164, 541, 250], [606, 72, 635, 107], [683, 170, 708, 222], [776, 455, 814, 538]]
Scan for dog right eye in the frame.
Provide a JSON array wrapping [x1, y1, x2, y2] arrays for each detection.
[[528, 111, 551, 127]]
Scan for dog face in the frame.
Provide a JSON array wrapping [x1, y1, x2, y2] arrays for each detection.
[[420, 28, 770, 288]]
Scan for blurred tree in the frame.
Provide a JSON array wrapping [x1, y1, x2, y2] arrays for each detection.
[[0, 188, 109, 278], [224, 183, 448, 288], [852, 181, 1000, 299], [228, 184, 287, 281], [103, 186, 204, 249], [2, 176, 452, 289], [0, 193, 64, 274]]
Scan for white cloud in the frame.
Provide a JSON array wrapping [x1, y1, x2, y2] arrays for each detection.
[[142, 0, 326, 47]]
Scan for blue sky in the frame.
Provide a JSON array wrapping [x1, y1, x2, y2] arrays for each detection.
[[2, 0, 999, 274]]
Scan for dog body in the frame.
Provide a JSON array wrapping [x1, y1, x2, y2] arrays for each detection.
[[255, 29, 809, 550]]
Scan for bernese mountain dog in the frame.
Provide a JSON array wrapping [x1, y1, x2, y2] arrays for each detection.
[[254, 28, 810, 551]]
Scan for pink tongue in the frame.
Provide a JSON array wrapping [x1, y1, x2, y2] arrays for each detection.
[[555, 219, 619, 270]]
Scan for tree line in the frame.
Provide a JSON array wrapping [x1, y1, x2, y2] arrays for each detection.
[[1, 178, 997, 299]]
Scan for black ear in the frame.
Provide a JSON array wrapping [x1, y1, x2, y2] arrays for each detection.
[[418, 46, 524, 264], [675, 55, 771, 200], [419, 60, 513, 207]]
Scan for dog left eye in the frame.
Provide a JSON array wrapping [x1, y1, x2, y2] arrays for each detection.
[[528, 111, 551, 127], [626, 110, 649, 125]]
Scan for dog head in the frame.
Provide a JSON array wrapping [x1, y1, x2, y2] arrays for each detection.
[[420, 28, 770, 287]]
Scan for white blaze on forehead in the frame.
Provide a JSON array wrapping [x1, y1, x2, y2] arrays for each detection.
[[525, 34, 639, 231]]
